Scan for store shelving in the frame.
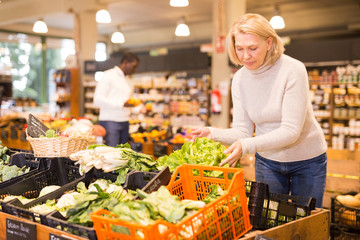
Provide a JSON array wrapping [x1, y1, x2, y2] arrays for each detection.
[[308, 63, 360, 149], [132, 72, 211, 129], [83, 71, 211, 130], [83, 75, 99, 122], [52, 68, 80, 118]]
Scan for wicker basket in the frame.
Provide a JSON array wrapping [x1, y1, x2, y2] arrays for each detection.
[[26, 129, 91, 157]]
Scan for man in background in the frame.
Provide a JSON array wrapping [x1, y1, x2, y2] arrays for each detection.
[[93, 52, 139, 146]]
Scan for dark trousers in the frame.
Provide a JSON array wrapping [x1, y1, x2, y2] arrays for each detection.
[[99, 120, 129, 147]]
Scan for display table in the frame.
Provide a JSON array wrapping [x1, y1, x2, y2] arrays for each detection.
[[0, 208, 329, 240], [240, 209, 330, 240], [0, 211, 87, 240]]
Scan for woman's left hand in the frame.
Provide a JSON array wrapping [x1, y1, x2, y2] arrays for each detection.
[[219, 139, 243, 167]]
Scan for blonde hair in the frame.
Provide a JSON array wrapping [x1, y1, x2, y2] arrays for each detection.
[[227, 13, 284, 66]]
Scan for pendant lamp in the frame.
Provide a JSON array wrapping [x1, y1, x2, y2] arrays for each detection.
[[96, 9, 111, 23], [111, 26, 125, 44], [175, 17, 190, 37], [270, 5, 285, 29], [170, 0, 189, 7], [33, 18, 48, 33]]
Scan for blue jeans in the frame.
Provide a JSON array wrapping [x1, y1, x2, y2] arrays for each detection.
[[99, 121, 129, 147], [255, 152, 327, 208]]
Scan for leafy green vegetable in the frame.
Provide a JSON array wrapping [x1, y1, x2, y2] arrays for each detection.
[[67, 184, 120, 227], [116, 143, 131, 149], [135, 186, 205, 224], [157, 137, 240, 177], [202, 185, 227, 204], [87, 144, 107, 149], [46, 129, 57, 138], [112, 147, 157, 184]]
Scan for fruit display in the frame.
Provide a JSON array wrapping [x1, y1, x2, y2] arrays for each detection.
[[130, 129, 167, 143]]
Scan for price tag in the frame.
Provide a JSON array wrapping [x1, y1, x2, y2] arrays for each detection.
[[142, 166, 171, 193], [49, 233, 74, 240], [27, 113, 49, 138], [6, 218, 36, 240]]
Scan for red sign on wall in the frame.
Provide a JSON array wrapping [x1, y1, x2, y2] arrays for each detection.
[[215, 35, 225, 53]]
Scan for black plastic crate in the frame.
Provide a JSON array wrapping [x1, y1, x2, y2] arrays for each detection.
[[0, 152, 45, 189], [331, 224, 360, 240], [47, 211, 98, 240], [331, 193, 360, 230], [45, 167, 171, 240], [153, 142, 168, 157], [171, 143, 183, 151], [2, 167, 120, 226], [0, 157, 82, 205], [130, 142, 142, 153], [7, 148, 33, 155], [245, 180, 316, 230]]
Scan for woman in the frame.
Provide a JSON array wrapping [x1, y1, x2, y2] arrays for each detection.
[[191, 13, 327, 208]]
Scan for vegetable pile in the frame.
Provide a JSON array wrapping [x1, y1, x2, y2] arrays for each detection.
[[0, 142, 10, 164], [0, 143, 30, 182], [157, 137, 240, 176], [70, 143, 157, 184], [96, 185, 228, 238], [2, 179, 133, 222], [0, 163, 30, 182]]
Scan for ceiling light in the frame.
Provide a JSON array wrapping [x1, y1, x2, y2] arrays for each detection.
[[111, 26, 125, 44], [96, 9, 111, 23], [32, 18, 48, 33], [270, 5, 285, 30], [175, 17, 190, 37], [170, 0, 189, 7]]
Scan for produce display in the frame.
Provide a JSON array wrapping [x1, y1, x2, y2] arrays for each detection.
[[130, 129, 167, 143], [69, 143, 158, 183], [2, 179, 132, 224], [89, 185, 223, 239], [42, 118, 93, 137], [334, 192, 360, 229], [0, 130, 254, 239]]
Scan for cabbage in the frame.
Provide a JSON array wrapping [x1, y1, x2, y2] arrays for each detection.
[[87, 179, 110, 192], [56, 191, 82, 210], [39, 185, 61, 197]]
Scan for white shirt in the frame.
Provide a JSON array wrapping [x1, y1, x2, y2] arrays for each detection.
[[93, 66, 133, 122], [210, 55, 327, 162]]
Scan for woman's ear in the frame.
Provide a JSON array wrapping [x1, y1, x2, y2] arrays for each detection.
[[266, 37, 273, 51]]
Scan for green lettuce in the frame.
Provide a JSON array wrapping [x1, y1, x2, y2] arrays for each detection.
[[157, 137, 240, 176]]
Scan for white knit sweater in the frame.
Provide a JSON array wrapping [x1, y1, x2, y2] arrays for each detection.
[[210, 54, 327, 162]]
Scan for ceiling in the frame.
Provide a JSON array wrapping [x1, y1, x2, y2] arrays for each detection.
[[0, 0, 359, 49]]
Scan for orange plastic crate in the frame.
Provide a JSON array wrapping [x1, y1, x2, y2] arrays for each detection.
[[90, 164, 252, 240]]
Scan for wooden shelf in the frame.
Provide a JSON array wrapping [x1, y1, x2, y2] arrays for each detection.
[[240, 209, 329, 240], [0, 211, 87, 240], [53, 68, 80, 117]]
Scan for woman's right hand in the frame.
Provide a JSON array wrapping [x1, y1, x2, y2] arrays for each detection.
[[190, 127, 212, 141]]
